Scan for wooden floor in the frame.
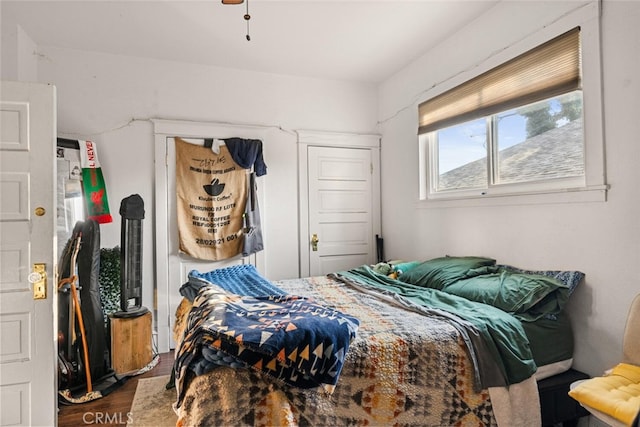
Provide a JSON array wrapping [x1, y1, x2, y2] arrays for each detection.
[[57, 351, 174, 427]]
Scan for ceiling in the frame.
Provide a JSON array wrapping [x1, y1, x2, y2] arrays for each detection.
[[1, 0, 499, 84]]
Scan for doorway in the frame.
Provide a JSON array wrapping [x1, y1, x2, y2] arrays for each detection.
[[153, 120, 266, 352]]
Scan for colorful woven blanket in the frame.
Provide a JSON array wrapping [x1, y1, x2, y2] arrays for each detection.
[[174, 275, 503, 427], [174, 270, 360, 410]]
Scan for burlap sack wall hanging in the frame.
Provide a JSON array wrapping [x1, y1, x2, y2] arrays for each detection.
[[175, 137, 248, 260]]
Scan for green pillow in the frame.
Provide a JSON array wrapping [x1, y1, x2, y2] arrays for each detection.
[[443, 270, 570, 321], [398, 256, 496, 290]]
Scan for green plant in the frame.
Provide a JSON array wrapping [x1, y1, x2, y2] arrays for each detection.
[[99, 246, 121, 323]]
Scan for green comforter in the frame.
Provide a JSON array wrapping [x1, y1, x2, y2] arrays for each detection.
[[334, 265, 538, 388]]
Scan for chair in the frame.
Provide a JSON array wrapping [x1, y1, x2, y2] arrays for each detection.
[[569, 293, 640, 426]]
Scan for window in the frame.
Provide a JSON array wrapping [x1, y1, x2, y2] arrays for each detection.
[[434, 91, 584, 192], [418, 25, 605, 202]]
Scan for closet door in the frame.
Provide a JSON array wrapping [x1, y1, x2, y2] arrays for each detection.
[[298, 131, 381, 277], [308, 146, 373, 276], [154, 120, 266, 352], [164, 136, 253, 349]]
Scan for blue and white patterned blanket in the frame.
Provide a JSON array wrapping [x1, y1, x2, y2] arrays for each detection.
[[180, 264, 286, 301], [174, 266, 360, 410]]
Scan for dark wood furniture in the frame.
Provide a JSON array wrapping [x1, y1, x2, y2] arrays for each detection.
[[538, 368, 590, 427]]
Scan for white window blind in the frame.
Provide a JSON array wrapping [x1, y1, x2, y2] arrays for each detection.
[[418, 27, 581, 135]]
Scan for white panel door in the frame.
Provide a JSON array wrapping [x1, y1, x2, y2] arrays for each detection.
[[0, 81, 57, 427], [308, 146, 374, 276], [165, 137, 250, 349], [154, 121, 267, 352]]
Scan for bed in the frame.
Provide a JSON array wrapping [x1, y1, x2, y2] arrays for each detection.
[[171, 256, 583, 427]]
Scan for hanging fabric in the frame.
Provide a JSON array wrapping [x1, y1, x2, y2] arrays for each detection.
[[242, 172, 263, 256], [175, 137, 247, 260], [223, 137, 267, 177], [79, 140, 113, 224]]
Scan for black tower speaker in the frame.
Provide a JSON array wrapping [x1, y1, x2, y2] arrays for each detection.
[[114, 194, 148, 318]]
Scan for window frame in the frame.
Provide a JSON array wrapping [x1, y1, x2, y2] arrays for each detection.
[[418, 2, 607, 206]]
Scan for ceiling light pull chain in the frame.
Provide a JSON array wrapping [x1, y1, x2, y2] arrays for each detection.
[[244, 0, 251, 41]]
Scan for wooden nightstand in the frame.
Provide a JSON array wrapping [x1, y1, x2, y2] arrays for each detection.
[[538, 368, 590, 427]]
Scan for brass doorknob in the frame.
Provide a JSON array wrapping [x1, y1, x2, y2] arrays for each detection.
[[311, 233, 319, 251]]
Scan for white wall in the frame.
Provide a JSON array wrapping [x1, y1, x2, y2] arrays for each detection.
[[1, 23, 38, 82], [1, 39, 378, 330], [378, 0, 640, 377]]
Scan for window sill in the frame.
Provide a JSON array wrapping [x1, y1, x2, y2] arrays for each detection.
[[417, 184, 609, 208]]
